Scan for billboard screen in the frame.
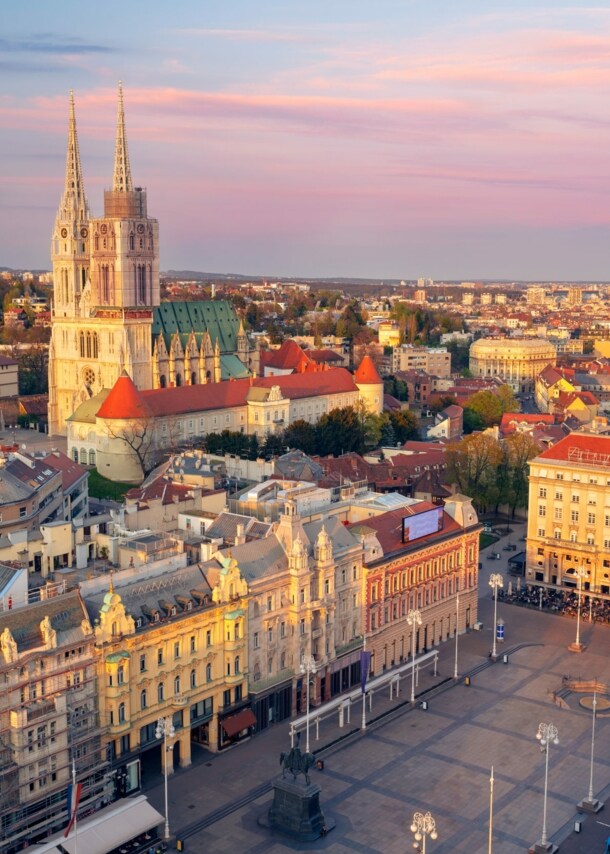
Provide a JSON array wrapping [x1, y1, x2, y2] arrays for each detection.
[[402, 507, 444, 543]]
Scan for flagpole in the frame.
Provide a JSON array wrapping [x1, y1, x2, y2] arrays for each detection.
[[72, 758, 78, 854], [361, 634, 367, 731]]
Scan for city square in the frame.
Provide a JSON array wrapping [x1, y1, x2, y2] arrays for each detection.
[[142, 528, 610, 853]]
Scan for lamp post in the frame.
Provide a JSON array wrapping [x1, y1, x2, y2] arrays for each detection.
[[578, 692, 603, 813], [411, 810, 437, 853], [488, 766, 494, 854], [534, 722, 559, 852], [489, 573, 503, 659], [300, 654, 317, 754], [155, 716, 175, 841], [453, 590, 459, 679], [407, 609, 422, 702], [570, 567, 587, 652]]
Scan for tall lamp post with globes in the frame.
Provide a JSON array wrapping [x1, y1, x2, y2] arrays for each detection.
[[300, 654, 317, 754], [533, 722, 559, 854], [489, 573, 503, 659], [411, 810, 438, 853], [569, 567, 587, 652], [407, 609, 422, 703], [155, 715, 175, 841]]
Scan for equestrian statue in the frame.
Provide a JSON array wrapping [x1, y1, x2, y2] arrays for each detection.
[[279, 742, 317, 785]]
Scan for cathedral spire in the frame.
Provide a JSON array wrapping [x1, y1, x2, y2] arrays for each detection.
[[112, 81, 133, 193], [60, 90, 88, 220]]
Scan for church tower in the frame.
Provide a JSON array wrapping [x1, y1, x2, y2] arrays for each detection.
[[49, 84, 159, 437]]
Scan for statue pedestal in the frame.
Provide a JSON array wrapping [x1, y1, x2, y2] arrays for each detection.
[[265, 776, 333, 841]]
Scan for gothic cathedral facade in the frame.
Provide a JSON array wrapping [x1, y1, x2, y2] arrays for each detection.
[[49, 85, 159, 436]]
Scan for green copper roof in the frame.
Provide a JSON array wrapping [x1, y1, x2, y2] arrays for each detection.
[[152, 301, 239, 353], [220, 354, 250, 380]]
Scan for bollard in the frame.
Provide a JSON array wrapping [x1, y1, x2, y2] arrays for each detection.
[[464, 676, 471, 686], [503, 654, 508, 664], [421, 701, 428, 711]]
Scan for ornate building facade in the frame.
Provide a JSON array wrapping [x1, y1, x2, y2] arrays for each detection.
[[469, 337, 557, 394]]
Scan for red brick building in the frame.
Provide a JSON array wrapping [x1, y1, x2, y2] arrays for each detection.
[[349, 495, 480, 676]]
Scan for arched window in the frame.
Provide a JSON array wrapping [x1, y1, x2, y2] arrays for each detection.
[[191, 371, 196, 385], [159, 375, 167, 389], [129, 232, 134, 250], [88, 449, 96, 466], [157, 683, 164, 703], [206, 663, 212, 682], [175, 373, 182, 387], [118, 702, 126, 723], [79, 449, 87, 464], [140, 689, 147, 710], [72, 447, 78, 462], [79, 331, 85, 358], [117, 664, 124, 684], [93, 333, 99, 359], [190, 669, 196, 689], [111, 621, 118, 636], [174, 676, 180, 696], [235, 656, 240, 675]]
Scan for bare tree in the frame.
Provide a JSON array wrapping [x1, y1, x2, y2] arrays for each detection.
[[104, 416, 157, 479]]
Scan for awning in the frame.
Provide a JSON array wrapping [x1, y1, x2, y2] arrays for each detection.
[[28, 795, 164, 854], [221, 708, 256, 737]]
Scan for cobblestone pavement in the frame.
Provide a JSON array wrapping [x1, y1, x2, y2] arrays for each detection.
[[142, 522, 610, 853]]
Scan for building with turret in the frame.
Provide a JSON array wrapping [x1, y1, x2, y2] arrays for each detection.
[[48, 86, 257, 436]]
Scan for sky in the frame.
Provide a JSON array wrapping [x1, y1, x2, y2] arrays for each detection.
[[1, 0, 609, 280]]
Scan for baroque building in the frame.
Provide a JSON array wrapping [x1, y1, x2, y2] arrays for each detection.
[[0, 591, 105, 853], [48, 86, 257, 436], [81, 556, 251, 791]]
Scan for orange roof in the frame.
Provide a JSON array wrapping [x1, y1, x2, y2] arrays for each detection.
[[96, 371, 152, 420], [260, 340, 312, 371], [354, 354, 382, 384], [536, 432, 610, 463], [95, 368, 358, 420]]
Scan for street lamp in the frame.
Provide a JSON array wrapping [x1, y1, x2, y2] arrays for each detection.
[[453, 589, 459, 679], [155, 715, 175, 840], [489, 573, 503, 659], [534, 722, 559, 852], [300, 654, 317, 754], [411, 810, 437, 853], [407, 609, 422, 703], [569, 567, 587, 652], [578, 692, 603, 813]]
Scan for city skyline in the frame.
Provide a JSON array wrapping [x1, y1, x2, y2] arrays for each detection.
[[1, 1, 609, 280]]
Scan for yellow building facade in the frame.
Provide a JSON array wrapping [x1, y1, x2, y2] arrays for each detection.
[[526, 433, 610, 594], [85, 557, 250, 790], [470, 337, 557, 394]]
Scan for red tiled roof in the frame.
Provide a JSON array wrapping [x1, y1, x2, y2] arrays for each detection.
[[535, 432, 610, 462], [126, 478, 196, 505], [42, 452, 87, 490], [500, 413, 554, 429], [348, 505, 461, 555], [354, 354, 382, 384], [308, 349, 342, 363], [96, 368, 358, 420], [96, 372, 152, 420], [260, 340, 312, 371]]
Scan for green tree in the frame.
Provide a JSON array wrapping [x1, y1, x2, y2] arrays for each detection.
[[17, 346, 48, 395], [379, 416, 396, 447], [284, 420, 317, 455], [316, 406, 366, 456], [504, 432, 540, 515], [446, 433, 504, 512], [467, 390, 502, 427], [462, 407, 485, 434], [388, 409, 420, 443], [261, 432, 286, 459]]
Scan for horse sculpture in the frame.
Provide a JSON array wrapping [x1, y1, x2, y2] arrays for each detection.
[[279, 744, 317, 785]]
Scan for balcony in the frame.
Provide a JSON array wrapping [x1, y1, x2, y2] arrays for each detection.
[[172, 694, 188, 708]]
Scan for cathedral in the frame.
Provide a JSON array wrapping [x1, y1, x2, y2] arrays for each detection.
[[48, 85, 257, 436]]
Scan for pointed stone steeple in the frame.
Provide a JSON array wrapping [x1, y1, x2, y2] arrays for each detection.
[[58, 90, 89, 224], [112, 81, 133, 193]]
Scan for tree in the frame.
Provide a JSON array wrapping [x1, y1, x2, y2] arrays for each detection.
[[17, 346, 48, 395], [503, 432, 540, 515], [462, 407, 485, 434], [379, 416, 396, 447], [284, 420, 317, 455], [261, 432, 286, 460], [466, 390, 502, 427], [316, 406, 366, 456], [104, 416, 157, 480], [496, 384, 520, 415], [388, 409, 420, 444], [446, 433, 504, 512]]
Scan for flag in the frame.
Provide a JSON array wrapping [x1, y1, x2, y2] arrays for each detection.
[[360, 651, 371, 694], [64, 781, 83, 837]]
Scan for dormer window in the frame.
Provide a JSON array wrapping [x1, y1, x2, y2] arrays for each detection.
[[153, 613, 160, 623], [171, 606, 177, 617], [136, 617, 143, 629], [186, 601, 192, 611]]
